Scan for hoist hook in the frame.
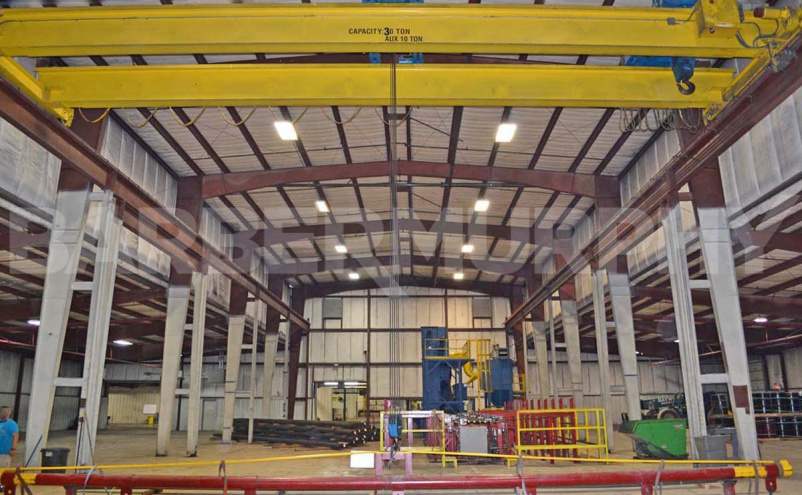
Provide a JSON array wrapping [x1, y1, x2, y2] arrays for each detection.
[[676, 79, 696, 95]]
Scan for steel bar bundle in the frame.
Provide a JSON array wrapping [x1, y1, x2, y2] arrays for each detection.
[[218, 418, 380, 450]]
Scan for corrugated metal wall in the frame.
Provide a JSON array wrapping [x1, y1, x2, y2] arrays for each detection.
[[0, 350, 81, 432]]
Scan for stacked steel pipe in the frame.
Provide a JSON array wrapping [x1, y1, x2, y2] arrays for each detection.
[[220, 418, 380, 449]]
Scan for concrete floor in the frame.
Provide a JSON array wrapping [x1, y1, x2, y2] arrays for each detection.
[[7, 428, 802, 494]]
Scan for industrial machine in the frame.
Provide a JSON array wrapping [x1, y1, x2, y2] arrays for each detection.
[[421, 327, 516, 413], [620, 419, 689, 460]]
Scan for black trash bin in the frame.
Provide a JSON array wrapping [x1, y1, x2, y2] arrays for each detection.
[[40, 448, 70, 473]]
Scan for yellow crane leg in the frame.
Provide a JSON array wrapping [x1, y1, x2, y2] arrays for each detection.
[[35, 63, 734, 109], [0, 4, 797, 58]]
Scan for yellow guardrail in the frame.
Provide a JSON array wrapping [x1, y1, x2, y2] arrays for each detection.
[[516, 408, 608, 460]]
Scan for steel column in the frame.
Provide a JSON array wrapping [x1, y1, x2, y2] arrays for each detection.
[[560, 298, 584, 408], [221, 314, 245, 444], [262, 330, 280, 419], [696, 206, 759, 459], [591, 270, 614, 451], [156, 285, 191, 457], [662, 204, 707, 457], [24, 181, 91, 466], [532, 315, 550, 399], [608, 272, 642, 422], [75, 191, 122, 466], [186, 272, 209, 457]]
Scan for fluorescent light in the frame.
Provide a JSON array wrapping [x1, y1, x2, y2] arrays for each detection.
[[474, 199, 490, 212], [754, 316, 768, 323], [323, 381, 339, 386], [461, 244, 474, 254], [113, 340, 133, 347], [674, 339, 680, 343], [453, 272, 464, 280], [344, 381, 362, 386], [348, 272, 360, 280], [26, 319, 40, 326], [315, 200, 330, 213], [495, 123, 517, 143], [334, 244, 348, 254], [274, 121, 298, 141]]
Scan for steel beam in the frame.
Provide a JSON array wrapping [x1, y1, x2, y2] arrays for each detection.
[[608, 272, 642, 422], [294, 275, 517, 299], [235, 218, 565, 249], [0, 288, 164, 323], [630, 286, 802, 320], [201, 161, 613, 200], [75, 191, 122, 467], [156, 286, 191, 457], [0, 4, 794, 58], [591, 270, 614, 451], [36, 64, 733, 109], [662, 203, 707, 458], [23, 113, 102, 468], [186, 272, 209, 457], [0, 77, 307, 331]]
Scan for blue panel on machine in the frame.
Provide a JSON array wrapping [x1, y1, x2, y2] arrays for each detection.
[[421, 326, 470, 413]]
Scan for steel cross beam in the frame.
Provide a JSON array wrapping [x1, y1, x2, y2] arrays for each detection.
[[0, 4, 795, 58], [505, 35, 802, 329], [234, 218, 567, 249], [195, 160, 617, 199], [35, 64, 734, 109], [0, 77, 309, 331]]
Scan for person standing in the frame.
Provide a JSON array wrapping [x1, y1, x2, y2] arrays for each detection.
[[0, 406, 19, 468]]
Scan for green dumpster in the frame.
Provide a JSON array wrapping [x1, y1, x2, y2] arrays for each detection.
[[620, 419, 688, 460]]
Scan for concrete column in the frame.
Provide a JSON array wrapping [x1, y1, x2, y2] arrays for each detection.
[[76, 192, 122, 466], [186, 272, 209, 457], [560, 299, 584, 408], [547, 298, 558, 398], [591, 270, 614, 451], [697, 206, 759, 460], [608, 272, 642, 422], [156, 285, 191, 456], [662, 203, 707, 458], [247, 315, 259, 444], [25, 182, 92, 467], [532, 317, 550, 400]]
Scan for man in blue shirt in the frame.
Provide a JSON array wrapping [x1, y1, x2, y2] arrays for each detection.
[[0, 406, 19, 468]]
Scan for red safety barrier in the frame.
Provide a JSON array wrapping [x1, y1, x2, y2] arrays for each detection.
[[1, 464, 783, 495]]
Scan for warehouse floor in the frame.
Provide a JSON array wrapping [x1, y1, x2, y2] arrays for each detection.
[[9, 428, 802, 494]]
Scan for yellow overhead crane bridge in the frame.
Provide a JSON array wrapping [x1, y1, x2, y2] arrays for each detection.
[[0, 0, 799, 125]]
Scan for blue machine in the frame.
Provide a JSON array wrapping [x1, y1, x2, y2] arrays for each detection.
[[421, 326, 470, 413], [482, 348, 515, 409], [624, 0, 697, 94], [421, 327, 516, 412]]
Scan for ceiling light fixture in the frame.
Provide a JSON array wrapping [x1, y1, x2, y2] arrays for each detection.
[[274, 121, 298, 141], [26, 319, 40, 326], [674, 339, 680, 343], [754, 316, 768, 323], [334, 244, 348, 254], [474, 199, 490, 212], [315, 200, 330, 213], [113, 339, 134, 347], [461, 244, 475, 254], [348, 272, 360, 280], [453, 272, 464, 280], [495, 123, 517, 143]]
